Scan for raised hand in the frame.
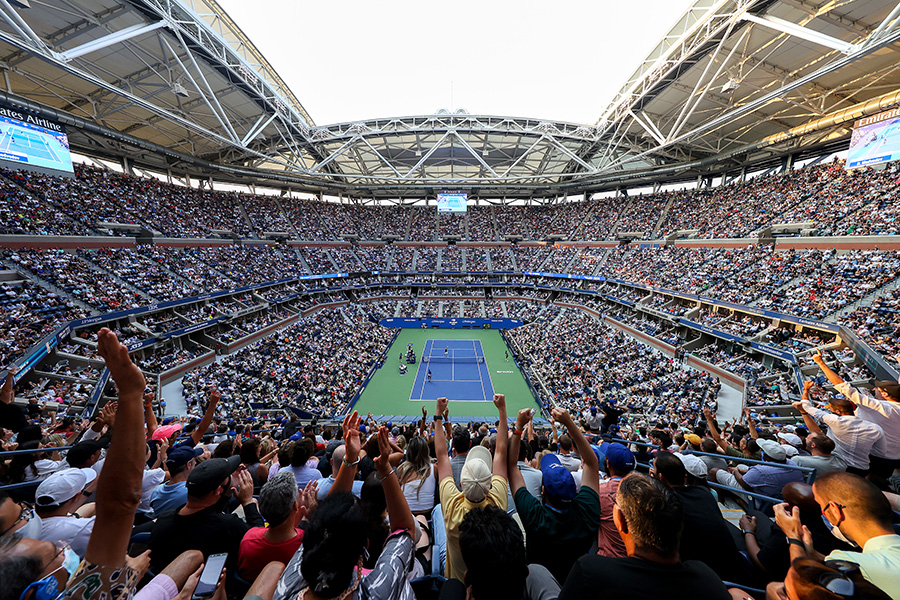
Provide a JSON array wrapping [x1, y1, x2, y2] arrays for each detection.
[[209, 388, 221, 405], [773, 503, 803, 540], [300, 480, 318, 518], [421, 405, 427, 419], [811, 350, 825, 365], [100, 401, 117, 427], [550, 407, 572, 426], [1, 371, 13, 405], [373, 426, 393, 475], [493, 393, 506, 410], [97, 328, 145, 400], [342, 411, 361, 461], [231, 467, 254, 505], [436, 397, 448, 417], [516, 408, 534, 430]]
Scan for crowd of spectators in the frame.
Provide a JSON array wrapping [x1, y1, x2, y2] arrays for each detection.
[[2, 305, 899, 600], [2, 157, 900, 243], [6, 155, 900, 600]]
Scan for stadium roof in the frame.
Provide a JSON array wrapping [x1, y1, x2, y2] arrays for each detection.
[[0, 0, 899, 199]]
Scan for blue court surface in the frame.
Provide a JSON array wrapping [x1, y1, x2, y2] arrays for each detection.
[[410, 339, 494, 402]]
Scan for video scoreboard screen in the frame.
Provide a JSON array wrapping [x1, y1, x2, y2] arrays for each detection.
[[847, 108, 900, 169], [437, 192, 467, 213], [0, 104, 74, 175]]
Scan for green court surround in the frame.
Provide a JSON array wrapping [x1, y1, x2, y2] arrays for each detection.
[[352, 328, 538, 420]]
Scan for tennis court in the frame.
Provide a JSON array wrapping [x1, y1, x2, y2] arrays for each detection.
[[410, 339, 493, 402], [352, 328, 537, 419]]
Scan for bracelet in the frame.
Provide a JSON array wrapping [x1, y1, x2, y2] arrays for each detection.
[[433, 415, 443, 421], [787, 538, 805, 547], [742, 530, 756, 537], [377, 470, 396, 482], [513, 429, 524, 436], [342, 456, 361, 467]]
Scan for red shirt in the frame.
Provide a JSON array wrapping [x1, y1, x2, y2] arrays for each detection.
[[596, 477, 626, 559], [237, 527, 304, 579]]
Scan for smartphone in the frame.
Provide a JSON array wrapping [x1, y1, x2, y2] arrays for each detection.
[[192, 553, 227, 600]]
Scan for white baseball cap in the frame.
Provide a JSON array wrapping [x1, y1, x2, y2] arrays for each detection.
[[35, 468, 97, 507], [674, 452, 708, 479], [460, 446, 493, 503]]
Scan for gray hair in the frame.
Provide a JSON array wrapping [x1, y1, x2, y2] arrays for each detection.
[[258, 471, 298, 527]]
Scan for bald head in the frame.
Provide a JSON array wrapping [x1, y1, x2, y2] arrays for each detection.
[[331, 444, 346, 471], [812, 471, 893, 528], [782, 482, 817, 513]]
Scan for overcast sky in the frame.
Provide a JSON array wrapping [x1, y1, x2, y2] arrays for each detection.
[[215, 0, 696, 126]]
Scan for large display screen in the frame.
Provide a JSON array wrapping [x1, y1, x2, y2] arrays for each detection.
[[0, 105, 74, 174], [847, 108, 900, 169], [437, 192, 467, 213]]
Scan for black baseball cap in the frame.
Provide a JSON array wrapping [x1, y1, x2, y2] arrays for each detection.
[[66, 440, 104, 468], [186, 455, 240, 497]]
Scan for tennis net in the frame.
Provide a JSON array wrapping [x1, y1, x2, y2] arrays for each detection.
[[423, 355, 484, 364]]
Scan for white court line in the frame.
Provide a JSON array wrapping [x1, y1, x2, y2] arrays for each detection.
[[477, 340, 491, 401], [410, 340, 432, 401]]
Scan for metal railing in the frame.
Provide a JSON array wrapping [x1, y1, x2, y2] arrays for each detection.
[[609, 437, 817, 484]]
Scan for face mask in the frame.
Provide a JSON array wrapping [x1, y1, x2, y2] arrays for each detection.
[[821, 514, 858, 548], [18, 548, 78, 600], [60, 547, 81, 578], [14, 515, 42, 541]]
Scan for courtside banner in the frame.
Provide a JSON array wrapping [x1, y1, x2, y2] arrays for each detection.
[[678, 319, 744, 343], [749, 342, 797, 364], [379, 318, 523, 329]]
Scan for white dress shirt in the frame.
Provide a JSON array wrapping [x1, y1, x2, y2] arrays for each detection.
[[836, 382, 900, 460], [800, 400, 884, 470]]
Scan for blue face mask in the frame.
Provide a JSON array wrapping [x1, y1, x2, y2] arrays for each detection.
[[19, 547, 80, 600]]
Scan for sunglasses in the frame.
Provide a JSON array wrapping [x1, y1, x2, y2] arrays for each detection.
[[818, 560, 860, 597]]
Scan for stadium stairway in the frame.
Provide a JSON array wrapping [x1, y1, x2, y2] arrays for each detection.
[[160, 374, 189, 417], [651, 195, 677, 238], [0, 259, 94, 314], [292, 247, 314, 274], [77, 253, 157, 303], [826, 274, 900, 323]]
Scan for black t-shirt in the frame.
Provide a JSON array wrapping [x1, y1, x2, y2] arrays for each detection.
[[148, 502, 264, 574], [559, 555, 731, 600], [674, 485, 752, 584], [282, 421, 302, 439], [600, 404, 623, 428], [0, 401, 27, 432]]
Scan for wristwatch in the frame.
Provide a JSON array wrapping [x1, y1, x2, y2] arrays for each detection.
[[433, 415, 444, 421]]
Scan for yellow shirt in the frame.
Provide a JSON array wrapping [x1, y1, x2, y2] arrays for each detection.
[[439, 475, 509, 581]]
